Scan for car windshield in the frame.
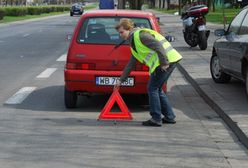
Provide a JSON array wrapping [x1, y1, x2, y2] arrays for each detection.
[[77, 17, 151, 45]]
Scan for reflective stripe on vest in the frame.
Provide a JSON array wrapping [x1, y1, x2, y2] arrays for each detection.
[[131, 29, 182, 74], [144, 50, 155, 64]]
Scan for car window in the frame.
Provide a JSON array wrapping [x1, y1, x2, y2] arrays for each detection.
[[77, 17, 152, 45], [228, 8, 247, 35], [239, 9, 248, 35]]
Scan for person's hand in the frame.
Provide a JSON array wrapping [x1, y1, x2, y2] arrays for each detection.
[[114, 80, 121, 91], [160, 64, 170, 72]]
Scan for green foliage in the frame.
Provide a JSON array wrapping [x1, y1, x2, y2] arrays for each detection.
[[27, 7, 42, 15], [0, 4, 94, 23], [156, 7, 241, 24], [1, 6, 70, 17], [4, 7, 27, 16], [0, 12, 67, 23], [41, 6, 52, 13], [56, 6, 65, 12]]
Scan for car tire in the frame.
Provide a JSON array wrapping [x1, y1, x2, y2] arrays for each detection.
[[210, 53, 231, 83], [70, 12, 73, 16], [64, 87, 77, 108]]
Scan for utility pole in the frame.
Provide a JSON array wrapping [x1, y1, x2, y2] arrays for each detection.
[[222, 0, 226, 29], [179, 0, 181, 15]]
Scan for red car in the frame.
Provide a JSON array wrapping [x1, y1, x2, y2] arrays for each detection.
[[64, 10, 164, 108]]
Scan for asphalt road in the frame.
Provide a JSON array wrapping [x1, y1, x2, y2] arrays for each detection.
[[0, 15, 76, 104], [0, 12, 248, 168]]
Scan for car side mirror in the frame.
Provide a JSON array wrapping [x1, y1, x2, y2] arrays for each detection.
[[214, 29, 225, 36], [165, 35, 175, 42]]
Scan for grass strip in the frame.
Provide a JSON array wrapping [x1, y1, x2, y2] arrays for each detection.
[[0, 3, 97, 24], [0, 11, 68, 23], [155, 7, 241, 24]]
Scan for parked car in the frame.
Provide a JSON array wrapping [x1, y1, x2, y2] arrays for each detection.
[[210, 5, 248, 96], [70, 3, 84, 16], [64, 10, 164, 108]]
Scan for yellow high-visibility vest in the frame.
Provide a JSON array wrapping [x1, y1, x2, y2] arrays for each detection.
[[131, 28, 182, 74]]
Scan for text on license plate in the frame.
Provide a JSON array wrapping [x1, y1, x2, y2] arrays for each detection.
[[96, 77, 134, 86]]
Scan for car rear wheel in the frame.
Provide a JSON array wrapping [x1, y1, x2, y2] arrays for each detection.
[[64, 87, 77, 108], [70, 12, 73, 16], [210, 53, 231, 83]]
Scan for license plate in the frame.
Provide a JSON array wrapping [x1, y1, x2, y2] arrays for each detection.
[[96, 76, 134, 86], [198, 25, 206, 31]]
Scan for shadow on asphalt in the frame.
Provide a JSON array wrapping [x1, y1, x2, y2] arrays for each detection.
[[6, 77, 247, 119], [36, 117, 143, 127], [174, 46, 203, 52], [3, 82, 227, 122], [5, 85, 150, 113]]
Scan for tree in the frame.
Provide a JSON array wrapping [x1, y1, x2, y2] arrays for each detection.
[[160, 0, 165, 8], [118, 0, 144, 10], [167, 0, 171, 10], [147, 0, 155, 8], [128, 0, 143, 10], [117, 0, 126, 9]]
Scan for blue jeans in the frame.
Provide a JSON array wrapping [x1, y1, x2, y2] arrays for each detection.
[[147, 63, 177, 122]]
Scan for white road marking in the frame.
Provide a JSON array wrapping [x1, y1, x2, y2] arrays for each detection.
[[5, 87, 36, 104], [56, 54, 67, 62], [36, 68, 57, 78], [23, 34, 30, 37]]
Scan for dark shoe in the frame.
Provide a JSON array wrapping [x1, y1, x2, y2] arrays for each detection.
[[142, 119, 162, 127], [162, 117, 176, 124]]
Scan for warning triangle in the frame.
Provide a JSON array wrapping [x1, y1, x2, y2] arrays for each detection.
[[98, 90, 133, 120]]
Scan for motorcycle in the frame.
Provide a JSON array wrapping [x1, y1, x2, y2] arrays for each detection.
[[181, 4, 210, 50]]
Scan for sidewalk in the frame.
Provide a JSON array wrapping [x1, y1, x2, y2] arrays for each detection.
[[150, 10, 248, 148]]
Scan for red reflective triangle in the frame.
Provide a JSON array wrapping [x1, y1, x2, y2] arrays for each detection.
[[98, 90, 133, 120]]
